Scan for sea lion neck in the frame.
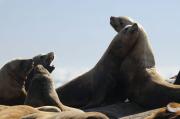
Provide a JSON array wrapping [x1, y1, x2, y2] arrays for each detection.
[[94, 42, 124, 70], [129, 28, 155, 69]]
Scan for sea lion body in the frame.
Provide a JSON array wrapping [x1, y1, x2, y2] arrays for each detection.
[[25, 65, 83, 113]]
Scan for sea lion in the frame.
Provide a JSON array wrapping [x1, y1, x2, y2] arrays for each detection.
[[0, 105, 61, 119], [25, 65, 83, 113], [0, 105, 9, 112], [145, 102, 180, 119], [0, 105, 108, 119], [0, 105, 39, 119], [22, 111, 109, 119], [174, 71, 180, 84], [0, 59, 34, 105], [25, 52, 55, 91], [114, 18, 180, 109], [56, 23, 140, 108]]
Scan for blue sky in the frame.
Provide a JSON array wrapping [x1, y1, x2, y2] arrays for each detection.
[[0, 0, 180, 86]]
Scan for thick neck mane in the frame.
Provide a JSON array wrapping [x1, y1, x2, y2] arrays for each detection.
[[130, 26, 155, 68]]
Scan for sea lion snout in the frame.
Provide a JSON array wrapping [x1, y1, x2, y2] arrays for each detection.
[[45, 52, 55, 72], [110, 16, 116, 26], [47, 52, 54, 62], [110, 16, 115, 21]]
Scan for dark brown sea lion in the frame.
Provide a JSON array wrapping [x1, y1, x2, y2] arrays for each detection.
[[25, 52, 55, 91], [0, 59, 34, 105], [25, 65, 83, 113], [56, 23, 140, 108], [174, 71, 180, 84], [114, 18, 180, 109]]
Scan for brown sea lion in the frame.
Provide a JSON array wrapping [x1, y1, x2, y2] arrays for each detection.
[[25, 52, 55, 91], [0, 105, 9, 112], [145, 102, 180, 119], [0, 59, 34, 105], [25, 65, 83, 113], [0, 105, 39, 119], [0, 105, 108, 119], [22, 111, 109, 119], [56, 23, 140, 108], [113, 18, 180, 109]]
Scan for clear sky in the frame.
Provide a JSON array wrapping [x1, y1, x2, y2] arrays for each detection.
[[0, 0, 180, 86]]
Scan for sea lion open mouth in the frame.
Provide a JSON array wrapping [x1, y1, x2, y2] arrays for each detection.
[[46, 52, 54, 65], [110, 17, 116, 27], [110, 17, 119, 32], [44, 52, 55, 73]]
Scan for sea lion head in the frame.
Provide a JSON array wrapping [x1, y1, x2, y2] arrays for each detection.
[[33, 52, 55, 73], [110, 16, 134, 32], [108, 23, 139, 60]]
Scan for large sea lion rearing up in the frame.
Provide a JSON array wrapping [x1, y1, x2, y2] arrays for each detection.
[[25, 52, 55, 91], [56, 23, 140, 108], [112, 17, 180, 109], [24, 65, 83, 113], [0, 59, 34, 105]]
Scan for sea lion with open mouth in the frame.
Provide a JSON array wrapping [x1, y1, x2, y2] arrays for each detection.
[[25, 65, 83, 113], [25, 52, 55, 91]]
